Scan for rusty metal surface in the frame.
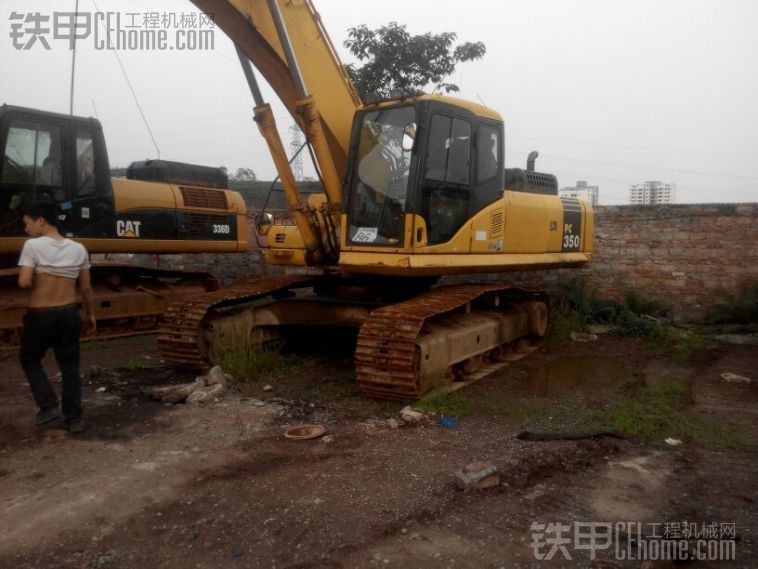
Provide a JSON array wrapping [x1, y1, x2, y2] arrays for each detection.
[[355, 283, 546, 400], [0, 265, 220, 347], [157, 274, 317, 370]]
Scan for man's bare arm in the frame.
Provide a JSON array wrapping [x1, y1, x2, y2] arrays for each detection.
[[18, 266, 34, 289], [78, 268, 97, 333]]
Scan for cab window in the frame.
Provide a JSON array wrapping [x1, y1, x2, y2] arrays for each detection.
[[1, 121, 62, 186], [477, 124, 499, 182], [76, 130, 96, 196], [421, 114, 472, 245], [424, 116, 471, 184]]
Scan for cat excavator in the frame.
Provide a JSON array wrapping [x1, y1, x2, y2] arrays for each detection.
[[0, 104, 247, 344], [155, 0, 594, 400]]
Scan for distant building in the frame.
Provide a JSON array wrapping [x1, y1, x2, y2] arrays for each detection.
[[559, 180, 598, 206], [629, 181, 676, 205]]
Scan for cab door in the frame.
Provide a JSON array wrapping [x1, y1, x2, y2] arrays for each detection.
[[415, 112, 473, 249], [0, 111, 69, 236]]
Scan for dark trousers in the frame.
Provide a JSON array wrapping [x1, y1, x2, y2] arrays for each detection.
[[19, 304, 82, 421]]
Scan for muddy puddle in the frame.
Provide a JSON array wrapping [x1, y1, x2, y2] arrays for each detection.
[[516, 355, 634, 397]]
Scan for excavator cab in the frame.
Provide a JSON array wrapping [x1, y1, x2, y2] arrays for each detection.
[[342, 95, 505, 259], [0, 105, 114, 240]]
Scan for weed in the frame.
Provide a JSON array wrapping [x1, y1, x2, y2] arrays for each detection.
[[126, 355, 160, 370], [592, 376, 749, 448], [213, 341, 303, 383], [547, 306, 586, 343], [81, 338, 109, 352], [481, 398, 560, 425], [417, 391, 475, 417], [624, 289, 666, 318], [706, 281, 758, 327]]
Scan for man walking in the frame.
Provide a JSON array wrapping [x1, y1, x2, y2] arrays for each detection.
[[17, 202, 96, 433]]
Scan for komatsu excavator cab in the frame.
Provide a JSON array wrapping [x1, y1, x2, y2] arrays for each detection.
[[344, 95, 504, 253]]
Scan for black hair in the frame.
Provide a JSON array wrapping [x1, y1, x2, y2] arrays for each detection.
[[22, 201, 59, 228]]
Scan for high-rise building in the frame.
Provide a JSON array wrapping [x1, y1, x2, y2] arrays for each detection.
[[559, 180, 598, 206], [629, 181, 676, 205]]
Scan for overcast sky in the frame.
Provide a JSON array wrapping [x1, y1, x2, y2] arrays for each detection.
[[1, 0, 757, 205]]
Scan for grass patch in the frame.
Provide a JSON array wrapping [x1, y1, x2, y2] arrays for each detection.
[[592, 377, 748, 447], [212, 339, 306, 383], [547, 306, 587, 343], [126, 355, 161, 370], [481, 398, 561, 425], [417, 391, 475, 417]]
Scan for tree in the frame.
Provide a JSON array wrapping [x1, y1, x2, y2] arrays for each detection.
[[231, 167, 256, 181], [344, 22, 486, 98]]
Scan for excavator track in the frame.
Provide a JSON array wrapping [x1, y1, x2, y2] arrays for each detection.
[[355, 283, 548, 400], [157, 274, 317, 369]]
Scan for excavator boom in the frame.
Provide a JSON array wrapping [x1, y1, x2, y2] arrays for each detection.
[[191, 0, 361, 179]]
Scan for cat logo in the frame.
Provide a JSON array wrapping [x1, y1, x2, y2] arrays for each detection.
[[116, 220, 141, 238]]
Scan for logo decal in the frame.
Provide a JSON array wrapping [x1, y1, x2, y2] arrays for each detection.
[[117, 220, 141, 238]]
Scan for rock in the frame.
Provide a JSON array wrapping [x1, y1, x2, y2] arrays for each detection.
[[263, 384, 273, 392], [454, 461, 500, 490], [146, 382, 200, 404], [186, 382, 228, 404], [713, 334, 758, 346], [320, 435, 335, 444], [207, 365, 228, 388], [664, 437, 682, 446], [387, 418, 399, 429], [401, 406, 427, 424], [720, 372, 752, 383], [95, 386, 107, 393], [89, 365, 106, 379], [570, 331, 598, 342]]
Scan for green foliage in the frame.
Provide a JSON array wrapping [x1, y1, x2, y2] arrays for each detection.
[[481, 398, 559, 425], [593, 377, 748, 447], [417, 391, 475, 417], [554, 276, 668, 338], [706, 281, 758, 327], [344, 22, 486, 98], [659, 328, 707, 362], [624, 289, 666, 318], [126, 355, 160, 370], [547, 306, 586, 343], [212, 339, 301, 383]]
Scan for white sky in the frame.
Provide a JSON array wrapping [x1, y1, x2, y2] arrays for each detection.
[[1, 0, 757, 205]]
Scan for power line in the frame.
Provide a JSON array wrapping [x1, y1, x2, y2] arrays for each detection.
[[92, 0, 161, 158]]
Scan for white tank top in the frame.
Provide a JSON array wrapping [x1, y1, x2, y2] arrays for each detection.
[[18, 236, 90, 279]]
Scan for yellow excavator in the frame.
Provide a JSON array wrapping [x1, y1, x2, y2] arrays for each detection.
[[155, 0, 594, 400], [0, 104, 248, 344]]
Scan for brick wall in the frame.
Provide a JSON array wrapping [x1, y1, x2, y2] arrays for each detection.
[[479, 203, 758, 321], [134, 203, 758, 322]]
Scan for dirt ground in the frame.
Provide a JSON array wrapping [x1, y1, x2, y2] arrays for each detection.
[[0, 331, 756, 569]]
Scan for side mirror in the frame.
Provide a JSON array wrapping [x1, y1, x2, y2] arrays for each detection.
[[256, 212, 274, 235], [402, 122, 417, 152]]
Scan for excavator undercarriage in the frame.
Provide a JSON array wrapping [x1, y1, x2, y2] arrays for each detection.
[[0, 265, 219, 345], [157, 276, 549, 400]]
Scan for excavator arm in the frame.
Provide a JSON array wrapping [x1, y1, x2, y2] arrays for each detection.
[[191, 0, 360, 181]]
